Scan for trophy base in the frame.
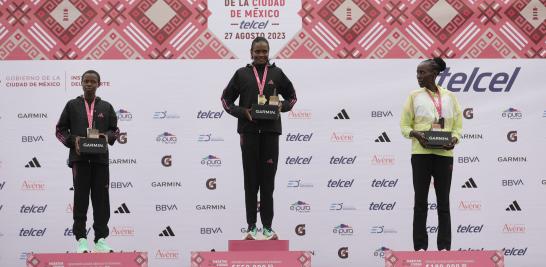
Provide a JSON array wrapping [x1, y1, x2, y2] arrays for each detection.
[[79, 137, 108, 154], [251, 104, 279, 120], [423, 131, 452, 148]]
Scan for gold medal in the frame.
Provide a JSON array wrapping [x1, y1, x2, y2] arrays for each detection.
[[258, 94, 267, 105]]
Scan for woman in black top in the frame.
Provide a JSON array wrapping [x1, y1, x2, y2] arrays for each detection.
[[221, 37, 297, 240]]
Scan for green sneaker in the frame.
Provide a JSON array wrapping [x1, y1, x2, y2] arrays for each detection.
[[243, 225, 258, 240], [76, 238, 89, 253], [93, 238, 113, 253], [263, 227, 278, 240]]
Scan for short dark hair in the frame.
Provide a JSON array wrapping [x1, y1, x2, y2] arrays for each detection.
[[251, 36, 269, 50], [422, 57, 446, 74], [81, 70, 101, 84]]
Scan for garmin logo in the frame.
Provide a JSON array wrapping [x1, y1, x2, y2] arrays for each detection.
[[82, 143, 104, 148], [18, 113, 47, 119], [498, 156, 527, 163], [255, 109, 276, 115], [461, 133, 483, 140], [109, 158, 136, 164], [195, 204, 226, 211], [151, 181, 181, 188], [438, 67, 520, 92], [428, 136, 450, 141]]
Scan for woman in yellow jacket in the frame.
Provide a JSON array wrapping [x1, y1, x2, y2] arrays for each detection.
[[400, 58, 463, 251]]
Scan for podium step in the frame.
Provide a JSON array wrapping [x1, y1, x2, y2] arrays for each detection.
[[228, 240, 289, 251], [385, 250, 504, 267], [26, 252, 147, 267], [192, 251, 311, 267]]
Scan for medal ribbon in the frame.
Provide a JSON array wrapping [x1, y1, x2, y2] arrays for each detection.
[[84, 98, 96, 128], [425, 88, 442, 118], [252, 65, 268, 96]]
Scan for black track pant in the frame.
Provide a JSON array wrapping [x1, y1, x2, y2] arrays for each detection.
[[72, 161, 110, 243], [240, 133, 279, 228], [411, 154, 453, 251]]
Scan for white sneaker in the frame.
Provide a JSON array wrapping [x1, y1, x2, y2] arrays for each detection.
[[93, 238, 113, 253], [76, 238, 89, 253]]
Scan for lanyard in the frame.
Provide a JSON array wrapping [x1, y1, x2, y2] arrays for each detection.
[[252, 65, 268, 96], [425, 88, 442, 118], [84, 98, 95, 128]]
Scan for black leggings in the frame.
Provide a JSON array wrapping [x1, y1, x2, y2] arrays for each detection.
[[72, 161, 110, 243], [411, 154, 453, 251], [240, 133, 279, 228]]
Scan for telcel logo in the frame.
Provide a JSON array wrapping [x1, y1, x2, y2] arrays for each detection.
[[20, 228, 46, 237], [20, 204, 47, 213], [197, 110, 224, 119], [327, 179, 354, 188], [330, 156, 357, 165], [285, 133, 313, 142], [369, 201, 396, 210], [285, 156, 312, 165], [371, 179, 398, 188], [438, 67, 520, 92], [457, 224, 484, 233]]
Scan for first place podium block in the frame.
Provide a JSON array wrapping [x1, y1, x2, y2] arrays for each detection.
[[385, 250, 504, 267], [192, 240, 311, 267], [27, 252, 148, 267]]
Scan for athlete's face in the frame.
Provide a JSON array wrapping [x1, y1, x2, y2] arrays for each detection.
[[82, 73, 99, 97], [251, 41, 269, 65], [416, 62, 436, 89]]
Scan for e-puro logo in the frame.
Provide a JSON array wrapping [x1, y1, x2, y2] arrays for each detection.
[[156, 132, 177, 144], [116, 109, 133, 121], [161, 155, 172, 167], [507, 131, 517, 142], [206, 178, 216, 190]]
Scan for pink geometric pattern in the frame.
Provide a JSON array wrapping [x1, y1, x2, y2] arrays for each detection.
[[0, 0, 544, 59], [0, 0, 231, 60], [277, 0, 546, 58]]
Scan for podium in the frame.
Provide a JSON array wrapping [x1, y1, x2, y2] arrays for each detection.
[[26, 252, 147, 267], [191, 240, 311, 267], [385, 250, 504, 267]]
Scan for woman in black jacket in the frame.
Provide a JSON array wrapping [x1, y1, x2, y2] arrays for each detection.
[[221, 37, 297, 240]]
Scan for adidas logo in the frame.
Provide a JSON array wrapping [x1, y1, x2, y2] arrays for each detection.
[[375, 132, 391, 142], [334, 109, 350, 120], [114, 203, 130, 214], [461, 178, 478, 188], [25, 157, 41, 168], [159, 226, 175, 237], [506, 201, 522, 211]]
